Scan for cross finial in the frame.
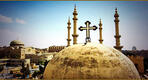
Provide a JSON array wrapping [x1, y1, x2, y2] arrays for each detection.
[[79, 21, 97, 44]]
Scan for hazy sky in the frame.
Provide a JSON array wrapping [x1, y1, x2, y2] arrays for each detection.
[[0, 1, 148, 50]]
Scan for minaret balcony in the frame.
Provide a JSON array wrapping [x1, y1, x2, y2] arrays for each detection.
[[67, 39, 71, 41], [114, 35, 121, 38], [99, 28, 102, 29], [73, 18, 78, 20], [114, 20, 119, 22], [73, 12, 78, 15], [72, 34, 78, 37], [99, 40, 103, 41], [67, 27, 71, 29]]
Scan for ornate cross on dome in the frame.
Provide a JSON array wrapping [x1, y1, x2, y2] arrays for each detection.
[[79, 21, 97, 43]]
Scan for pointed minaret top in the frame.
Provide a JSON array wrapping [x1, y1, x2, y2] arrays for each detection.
[[99, 18, 102, 26], [74, 4, 77, 12], [115, 8, 118, 13], [114, 8, 119, 17], [68, 16, 70, 23], [73, 4, 78, 15], [100, 19, 102, 23], [74, 4, 76, 10]]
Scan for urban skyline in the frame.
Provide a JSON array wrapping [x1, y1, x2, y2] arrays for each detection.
[[0, 1, 148, 50]]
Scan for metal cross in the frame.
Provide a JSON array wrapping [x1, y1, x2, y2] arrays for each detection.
[[79, 21, 97, 43]]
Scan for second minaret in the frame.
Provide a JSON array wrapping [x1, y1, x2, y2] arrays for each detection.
[[67, 17, 71, 46], [72, 5, 78, 45], [114, 8, 123, 51], [99, 19, 103, 44]]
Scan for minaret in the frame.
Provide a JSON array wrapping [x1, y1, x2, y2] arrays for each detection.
[[99, 19, 103, 44], [114, 8, 123, 51], [72, 5, 78, 44], [67, 17, 71, 46]]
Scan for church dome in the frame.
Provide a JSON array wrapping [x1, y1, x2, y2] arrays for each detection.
[[43, 43, 140, 79], [10, 40, 24, 47]]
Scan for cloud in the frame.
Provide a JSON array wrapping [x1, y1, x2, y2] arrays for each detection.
[[16, 18, 26, 24], [0, 14, 26, 24], [0, 14, 13, 23]]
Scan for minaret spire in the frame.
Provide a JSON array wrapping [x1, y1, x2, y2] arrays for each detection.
[[68, 16, 70, 23], [99, 19, 103, 44], [114, 8, 123, 51], [67, 17, 71, 46], [72, 4, 78, 45], [74, 4, 76, 10]]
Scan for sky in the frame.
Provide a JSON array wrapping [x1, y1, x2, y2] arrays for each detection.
[[0, 1, 148, 50]]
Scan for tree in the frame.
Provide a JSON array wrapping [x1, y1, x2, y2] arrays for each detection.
[[44, 60, 49, 70], [32, 60, 49, 79], [32, 71, 38, 78], [21, 62, 30, 79], [38, 60, 44, 65], [24, 64, 30, 78], [39, 65, 44, 74], [0, 65, 4, 72]]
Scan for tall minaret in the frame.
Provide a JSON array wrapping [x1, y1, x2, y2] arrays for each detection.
[[114, 8, 123, 51], [99, 19, 103, 44], [72, 5, 78, 44], [67, 17, 71, 46]]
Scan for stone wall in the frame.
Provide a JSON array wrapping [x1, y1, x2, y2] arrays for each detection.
[[48, 46, 65, 52], [128, 55, 144, 74]]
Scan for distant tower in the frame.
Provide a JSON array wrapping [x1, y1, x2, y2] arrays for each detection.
[[99, 19, 103, 44], [72, 5, 78, 45], [114, 8, 123, 51], [67, 17, 71, 46]]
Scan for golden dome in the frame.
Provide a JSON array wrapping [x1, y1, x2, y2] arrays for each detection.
[[44, 43, 140, 79]]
